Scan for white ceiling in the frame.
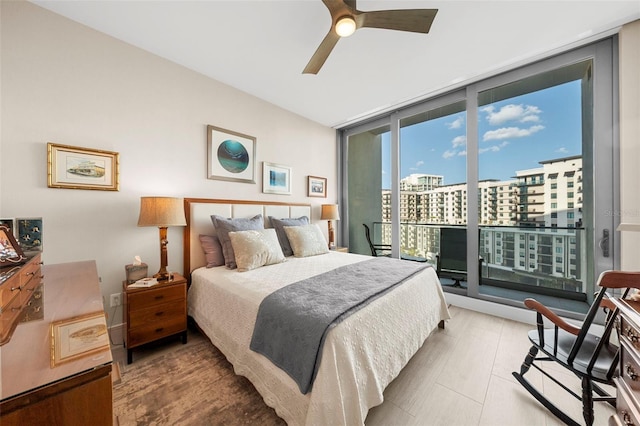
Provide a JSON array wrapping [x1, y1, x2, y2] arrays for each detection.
[[31, 1, 640, 128]]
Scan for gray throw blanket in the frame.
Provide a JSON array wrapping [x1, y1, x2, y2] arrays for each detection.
[[249, 257, 430, 394]]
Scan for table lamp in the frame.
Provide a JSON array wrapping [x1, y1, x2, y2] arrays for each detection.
[[321, 204, 340, 249], [137, 196, 187, 280]]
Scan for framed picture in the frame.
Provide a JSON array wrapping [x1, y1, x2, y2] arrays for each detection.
[[17, 218, 43, 252], [0, 224, 26, 266], [50, 311, 110, 368], [262, 162, 292, 195], [307, 176, 327, 198], [207, 125, 257, 183], [0, 218, 15, 237], [47, 143, 119, 191]]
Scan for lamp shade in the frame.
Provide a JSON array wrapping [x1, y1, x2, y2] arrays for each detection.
[[321, 204, 340, 221], [137, 197, 187, 227]]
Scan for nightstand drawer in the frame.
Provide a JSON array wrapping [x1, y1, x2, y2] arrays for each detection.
[[129, 300, 186, 329], [128, 315, 186, 347], [127, 284, 184, 310]]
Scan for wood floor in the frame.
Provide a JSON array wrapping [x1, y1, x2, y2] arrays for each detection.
[[112, 305, 616, 425]]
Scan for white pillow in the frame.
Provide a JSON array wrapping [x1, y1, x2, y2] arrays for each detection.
[[228, 228, 285, 272], [283, 224, 330, 258]]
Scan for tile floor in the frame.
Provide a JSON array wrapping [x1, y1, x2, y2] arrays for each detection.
[[111, 305, 616, 425]]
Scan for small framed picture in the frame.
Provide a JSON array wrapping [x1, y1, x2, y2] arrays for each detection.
[[50, 311, 110, 368], [307, 176, 327, 198], [262, 162, 292, 195], [47, 143, 120, 191], [0, 224, 26, 266], [207, 125, 257, 184], [17, 218, 43, 252]]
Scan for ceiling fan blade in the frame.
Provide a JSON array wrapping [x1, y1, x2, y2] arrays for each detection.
[[303, 30, 341, 74], [360, 9, 438, 34]]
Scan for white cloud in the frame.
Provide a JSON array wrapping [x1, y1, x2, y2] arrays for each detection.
[[442, 150, 457, 159], [416, 160, 425, 167], [482, 104, 542, 125], [556, 147, 569, 154], [483, 125, 544, 141], [479, 141, 510, 154], [458, 150, 467, 156], [447, 116, 464, 129], [452, 135, 466, 148]]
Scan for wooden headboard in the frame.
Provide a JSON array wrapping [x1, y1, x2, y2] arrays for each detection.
[[183, 198, 312, 277]]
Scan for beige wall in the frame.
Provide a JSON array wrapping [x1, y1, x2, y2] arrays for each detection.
[[618, 19, 640, 270], [0, 1, 336, 324]]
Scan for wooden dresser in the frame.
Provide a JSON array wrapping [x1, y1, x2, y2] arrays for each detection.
[[611, 297, 640, 426], [0, 260, 113, 425], [123, 273, 187, 364], [0, 253, 43, 345]]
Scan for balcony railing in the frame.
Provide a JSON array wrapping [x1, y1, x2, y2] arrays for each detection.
[[372, 221, 586, 296]]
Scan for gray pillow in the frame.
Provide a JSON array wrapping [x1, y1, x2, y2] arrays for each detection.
[[269, 216, 309, 256], [211, 214, 264, 269]]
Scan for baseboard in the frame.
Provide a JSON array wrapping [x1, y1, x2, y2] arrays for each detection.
[[445, 293, 536, 325]]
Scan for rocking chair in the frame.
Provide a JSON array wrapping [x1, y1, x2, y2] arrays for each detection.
[[513, 270, 640, 426]]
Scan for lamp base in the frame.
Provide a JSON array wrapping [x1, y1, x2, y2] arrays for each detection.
[[153, 270, 171, 281]]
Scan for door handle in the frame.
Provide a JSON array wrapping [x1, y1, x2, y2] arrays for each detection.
[[599, 229, 610, 258]]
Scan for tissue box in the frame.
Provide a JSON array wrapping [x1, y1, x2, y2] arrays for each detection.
[[125, 263, 148, 284]]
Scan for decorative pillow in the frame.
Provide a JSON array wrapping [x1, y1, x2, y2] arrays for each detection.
[[211, 214, 264, 269], [198, 234, 225, 268], [268, 216, 310, 256], [283, 224, 330, 258], [228, 229, 286, 272]]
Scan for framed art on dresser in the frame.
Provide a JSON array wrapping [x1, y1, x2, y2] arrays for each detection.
[[0, 224, 26, 266]]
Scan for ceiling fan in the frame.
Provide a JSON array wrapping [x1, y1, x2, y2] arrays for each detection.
[[303, 0, 438, 74]]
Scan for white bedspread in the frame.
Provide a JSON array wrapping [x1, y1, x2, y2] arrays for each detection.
[[187, 251, 450, 425]]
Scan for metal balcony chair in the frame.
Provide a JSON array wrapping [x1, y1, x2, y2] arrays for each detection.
[[363, 223, 391, 257], [362, 224, 427, 262], [513, 270, 640, 426]]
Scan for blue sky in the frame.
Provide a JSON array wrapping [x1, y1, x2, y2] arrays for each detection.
[[381, 81, 582, 189]]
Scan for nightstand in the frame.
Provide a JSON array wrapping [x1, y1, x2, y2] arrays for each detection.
[[123, 273, 187, 364]]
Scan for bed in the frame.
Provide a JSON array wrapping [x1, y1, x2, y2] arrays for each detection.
[[183, 198, 450, 425]]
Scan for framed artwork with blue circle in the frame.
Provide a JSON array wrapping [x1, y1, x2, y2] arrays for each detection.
[[207, 125, 256, 184]]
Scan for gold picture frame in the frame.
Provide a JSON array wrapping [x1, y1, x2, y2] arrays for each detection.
[[50, 311, 109, 368], [47, 143, 120, 191]]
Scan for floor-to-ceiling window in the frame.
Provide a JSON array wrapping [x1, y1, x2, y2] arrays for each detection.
[[341, 37, 617, 315]]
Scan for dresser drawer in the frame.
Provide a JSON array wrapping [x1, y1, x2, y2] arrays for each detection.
[[19, 254, 41, 287], [129, 300, 186, 329], [621, 315, 640, 352], [0, 274, 22, 311], [615, 377, 640, 426], [127, 315, 186, 347], [621, 340, 640, 400], [0, 293, 25, 344], [127, 284, 184, 310]]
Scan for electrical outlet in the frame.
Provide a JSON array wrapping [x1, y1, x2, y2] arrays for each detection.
[[110, 293, 121, 308]]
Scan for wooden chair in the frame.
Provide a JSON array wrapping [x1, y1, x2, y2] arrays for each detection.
[[513, 270, 640, 426]]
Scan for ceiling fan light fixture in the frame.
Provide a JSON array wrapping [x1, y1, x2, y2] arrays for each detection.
[[335, 16, 356, 37]]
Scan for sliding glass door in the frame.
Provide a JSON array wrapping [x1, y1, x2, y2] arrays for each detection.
[[341, 37, 617, 315]]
